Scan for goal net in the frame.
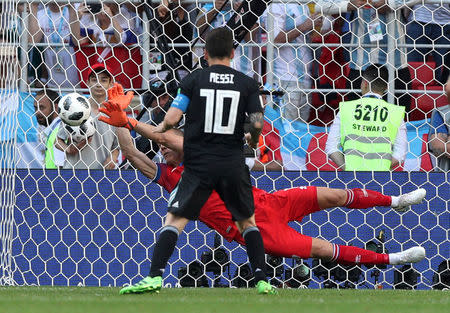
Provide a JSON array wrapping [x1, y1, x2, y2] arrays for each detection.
[[0, 0, 448, 289], [0, 0, 20, 286]]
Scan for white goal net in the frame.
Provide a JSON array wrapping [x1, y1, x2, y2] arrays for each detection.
[[0, 0, 448, 289], [0, 0, 20, 286]]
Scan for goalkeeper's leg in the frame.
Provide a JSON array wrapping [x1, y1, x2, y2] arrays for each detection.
[[310, 238, 425, 266], [316, 187, 426, 212], [119, 213, 188, 295]]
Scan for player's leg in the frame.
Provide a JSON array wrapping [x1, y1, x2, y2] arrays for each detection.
[[261, 224, 395, 266], [264, 224, 426, 266], [148, 213, 189, 278], [317, 187, 393, 209], [316, 187, 426, 212], [235, 216, 276, 294], [120, 169, 212, 295], [235, 216, 266, 283], [310, 238, 425, 266], [216, 166, 276, 294]]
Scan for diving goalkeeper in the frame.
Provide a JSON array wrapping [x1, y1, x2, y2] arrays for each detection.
[[99, 85, 426, 293]]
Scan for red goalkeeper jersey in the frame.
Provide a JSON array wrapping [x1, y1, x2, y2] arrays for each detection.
[[155, 163, 244, 243], [154, 163, 319, 258]]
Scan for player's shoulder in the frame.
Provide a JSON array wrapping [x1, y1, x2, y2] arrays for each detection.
[[182, 68, 202, 82], [231, 70, 260, 91], [157, 162, 183, 173], [155, 163, 183, 181], [179, 68, 202, 91]]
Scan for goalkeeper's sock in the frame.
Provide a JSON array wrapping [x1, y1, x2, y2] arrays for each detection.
[[332, 244, 389, 265], [344, 188, 392, 209], [149, 225, 179, 277], [243, 226, 267, 282]]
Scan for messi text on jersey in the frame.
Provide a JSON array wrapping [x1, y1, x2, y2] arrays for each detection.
[[209, 73, 234, 84]]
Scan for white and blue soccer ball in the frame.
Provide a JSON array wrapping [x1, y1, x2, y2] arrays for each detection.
[[64, 117, 96, 143], [58, 93, 91, 126]]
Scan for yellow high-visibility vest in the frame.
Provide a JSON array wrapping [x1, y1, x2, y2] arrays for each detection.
[[44, 125, 59, 169], [339, 97, 405, 171]]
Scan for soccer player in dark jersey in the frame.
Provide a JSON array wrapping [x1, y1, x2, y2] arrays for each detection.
[[100, 87, 427, 291], [103, 27, 275, 294]]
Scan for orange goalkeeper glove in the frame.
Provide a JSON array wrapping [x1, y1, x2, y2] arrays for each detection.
[[107, 82, 134, 110], [98, 101, 137, 130]]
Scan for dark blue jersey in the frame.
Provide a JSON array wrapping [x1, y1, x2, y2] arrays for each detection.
[[172, 64, 263, 170]]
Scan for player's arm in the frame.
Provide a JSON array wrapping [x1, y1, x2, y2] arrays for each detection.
[[247, 112, 264, 149], [134, 122, 184, 153], [116, 127, 158, 179], [153, 91, 190, 133], [154, 107, 184, 133], [103, 149, 119, 170], [98, 83, 184, 152], [246, 81, 265, 149], [99, 104, 183, 153]]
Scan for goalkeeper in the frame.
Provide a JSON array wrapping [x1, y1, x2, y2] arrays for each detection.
[[99, 84, 426, 270]]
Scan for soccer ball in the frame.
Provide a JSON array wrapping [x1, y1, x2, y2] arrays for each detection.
[[58, 93, 91, 126], [64, 117, 96, 143]]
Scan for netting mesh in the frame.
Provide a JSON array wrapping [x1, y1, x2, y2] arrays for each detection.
[[0, 0, 20, 285], [0, 0, 449, 289]]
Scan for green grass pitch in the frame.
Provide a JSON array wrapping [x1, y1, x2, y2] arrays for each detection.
[[0, 287, 448, 313]]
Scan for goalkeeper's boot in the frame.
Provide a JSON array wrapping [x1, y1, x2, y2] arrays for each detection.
[[392, 188, 426, 212], [389, 247, 426, 265], [256, 280, 277, 295], [119, 276, 162, 295]]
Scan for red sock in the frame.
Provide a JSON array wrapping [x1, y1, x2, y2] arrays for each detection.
[[331, 244, 389, 265], [344, 188, 392, 209]]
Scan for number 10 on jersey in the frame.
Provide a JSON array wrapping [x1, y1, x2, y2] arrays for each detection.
[[200, 88, 240, 134]]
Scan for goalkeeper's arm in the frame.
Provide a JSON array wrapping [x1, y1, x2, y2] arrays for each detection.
[[116, 127, 158, 179], [133, 122, 183, 153]]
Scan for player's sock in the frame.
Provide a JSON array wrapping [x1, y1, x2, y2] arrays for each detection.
[[149, 225, 179, 277], [331, 244, 389, 265], [344, 188, 392, 209], [242, 226, 267, 282]]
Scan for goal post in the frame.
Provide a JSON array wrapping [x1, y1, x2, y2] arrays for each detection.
[[0, 0, 20, 286]]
